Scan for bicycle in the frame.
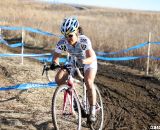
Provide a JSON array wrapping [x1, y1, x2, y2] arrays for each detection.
[[42, 56, 104, 130]]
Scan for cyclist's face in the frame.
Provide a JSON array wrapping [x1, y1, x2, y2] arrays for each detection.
[[66, 32, 78, 45]]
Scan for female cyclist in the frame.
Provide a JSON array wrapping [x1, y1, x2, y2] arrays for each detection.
[[51, 17, 97, 122]]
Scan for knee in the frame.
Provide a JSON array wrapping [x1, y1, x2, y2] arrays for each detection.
[[55, 75, 61, 86], [55, 71, 67, 86], [55, 75, 60, 84]]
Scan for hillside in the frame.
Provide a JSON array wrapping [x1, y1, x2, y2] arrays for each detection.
[[0, 0, 160, 71]]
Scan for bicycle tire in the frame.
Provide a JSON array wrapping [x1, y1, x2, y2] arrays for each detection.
[[52, 84, 82, 130], [90, 84, 104, 130], [46, 70, 55, 82]]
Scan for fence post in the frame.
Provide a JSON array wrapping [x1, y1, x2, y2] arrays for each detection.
[[0, 27, 4, 51], [21, 28, 25, 64], [0, 28, 1, 36], [0, 28, 2, 40], [146, 32, 151, 76]]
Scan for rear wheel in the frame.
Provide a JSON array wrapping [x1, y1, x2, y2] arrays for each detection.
[[52, 84, 82, 130], [89, 85, 104, 130]]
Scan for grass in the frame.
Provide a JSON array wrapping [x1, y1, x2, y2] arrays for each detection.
[[0, 0, 160, 76]]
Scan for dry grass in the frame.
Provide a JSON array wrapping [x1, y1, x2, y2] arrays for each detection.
[[0, 0, 160, 75]]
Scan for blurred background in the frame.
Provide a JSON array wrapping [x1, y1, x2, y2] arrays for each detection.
[[0, 0, 160, 74]]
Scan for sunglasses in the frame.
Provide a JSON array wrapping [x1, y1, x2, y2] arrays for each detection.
[[65, 34, 74, 38]]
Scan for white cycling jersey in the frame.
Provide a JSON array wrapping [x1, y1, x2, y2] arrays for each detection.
[[55, 35, 97, 72]]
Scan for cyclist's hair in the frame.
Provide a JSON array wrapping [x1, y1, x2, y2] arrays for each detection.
[[78, 26, 84, 35]]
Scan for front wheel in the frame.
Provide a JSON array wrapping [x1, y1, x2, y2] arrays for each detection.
[[46, 69, 55, 82], [52, 84, 82, 130]]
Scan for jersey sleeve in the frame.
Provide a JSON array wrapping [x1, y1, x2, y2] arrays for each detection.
[[55, 40, 67, 54], [86, 38, 92, 50], [80, 36, 92, 51]]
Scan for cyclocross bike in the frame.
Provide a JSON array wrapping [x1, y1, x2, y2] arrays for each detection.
[[42, 56, 104, 130]]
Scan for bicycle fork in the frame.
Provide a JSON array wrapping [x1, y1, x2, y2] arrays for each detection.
[[63, 89, 74, 115], [62, 76, 74, 115]]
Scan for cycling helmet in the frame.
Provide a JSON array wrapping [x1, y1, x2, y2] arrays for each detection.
[[60, 17, 79, 36]]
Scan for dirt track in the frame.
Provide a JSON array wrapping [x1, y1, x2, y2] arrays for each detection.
[[96, 62, 160, 130], [0, 56, 160, 130]]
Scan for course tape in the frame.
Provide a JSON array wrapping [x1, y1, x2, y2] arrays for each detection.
[[0, 36, 8, 43], [0, 26, 62, 38], [9, 43, 24, 48], [0, 53, 159, 61], [150, 56, 160, 60], [0, 40, 23, 48], [97, 56, 160, 61], [0, 82, 57, 91], [97, 56, 147, 61], [0, 35, 24, 48], [0, 53, 67, 62], [34, 56, 67, 63], [96, 42, 149, 56], [0, 53, 51, 57], [151, 42, 160, 45], [33, 56, 53, 62]]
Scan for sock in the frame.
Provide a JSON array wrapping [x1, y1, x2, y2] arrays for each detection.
[[90, 105, 96, 115]]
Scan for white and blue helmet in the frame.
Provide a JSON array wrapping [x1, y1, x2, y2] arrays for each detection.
[[61, 17, 79, 36]]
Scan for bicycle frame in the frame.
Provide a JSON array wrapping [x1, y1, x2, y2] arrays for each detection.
[[62, 75, 74, 115], [62, 67, 90, 116]]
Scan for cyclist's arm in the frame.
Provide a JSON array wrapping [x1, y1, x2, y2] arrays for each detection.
[[52, 51, 61, 65], [52, 40, 65, 64], [80, 36, 96, 64], [82, 49, 96, 64]]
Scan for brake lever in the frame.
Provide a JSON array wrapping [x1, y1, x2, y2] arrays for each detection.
[[42, 64, 46, 76], [42, 62, 50, 76]]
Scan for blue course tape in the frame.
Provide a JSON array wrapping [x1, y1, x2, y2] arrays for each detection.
[[34, 56, 53, 62], [0, 41, 23, 48], [96, 42, 149, 56], [0, 26, 22, 31], [97, 56, 147, 61], [0, 82, 57, 91], [9, 43, 24, 48], [0, 26, 62, 38], [0, 53, 159, 61], [151, 42, 160, 45], [0, 53, 66, 62], [0, 36, 24, 48], [24, 27, 61, 37], [150, 56, 160, 60], [0, 53, 51, 57], [34, 56, 67, 63], [0, 37, 8, 44]]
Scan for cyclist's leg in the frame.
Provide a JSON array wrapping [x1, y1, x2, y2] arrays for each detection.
[[84, 68, 97, 122], [55, 69, 68, 86]]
